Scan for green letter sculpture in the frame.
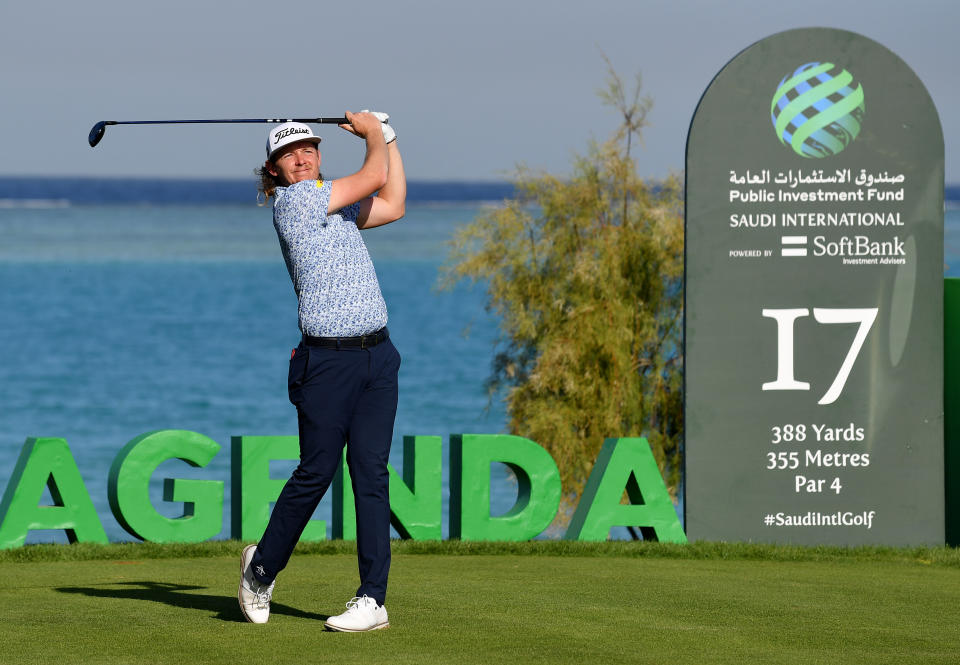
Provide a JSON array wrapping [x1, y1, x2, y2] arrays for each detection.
[[390, 435, 442, 540], [565, 437, 687, 542], [450, 434, 561, 541], [0, 437, 107, 549], [332, 435, 443, 540], [108, 430, 224, 543], [230, 436, 326, 542]]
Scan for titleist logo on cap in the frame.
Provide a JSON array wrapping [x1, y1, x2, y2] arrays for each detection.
[[273, 126, 310, 144]]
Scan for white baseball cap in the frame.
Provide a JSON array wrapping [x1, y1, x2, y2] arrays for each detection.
[[266, 122, 322, 160]]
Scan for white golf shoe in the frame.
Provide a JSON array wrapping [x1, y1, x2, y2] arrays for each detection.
[[324, 595, 390, 632], [238, 545, 274, 624]]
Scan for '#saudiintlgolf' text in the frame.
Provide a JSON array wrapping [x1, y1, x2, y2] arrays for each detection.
[[764, 511, 877, 529]]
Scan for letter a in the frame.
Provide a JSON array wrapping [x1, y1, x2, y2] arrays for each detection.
[[565, 438, 686, 543], [0, 438, 107, 549]]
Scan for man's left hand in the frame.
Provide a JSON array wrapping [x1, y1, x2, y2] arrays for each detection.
[[361, 110, 396, 144]]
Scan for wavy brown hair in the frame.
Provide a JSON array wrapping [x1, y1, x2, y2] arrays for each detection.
[[256, 165, 280, 206]]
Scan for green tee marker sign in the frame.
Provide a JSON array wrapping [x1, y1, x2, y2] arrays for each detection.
[[685, 28, 944, 545]]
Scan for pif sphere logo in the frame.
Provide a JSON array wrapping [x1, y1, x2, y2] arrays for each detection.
[[770, 62, 865, 158]]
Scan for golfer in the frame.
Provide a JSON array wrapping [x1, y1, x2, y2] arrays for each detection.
[[238, 111, 405, 631]]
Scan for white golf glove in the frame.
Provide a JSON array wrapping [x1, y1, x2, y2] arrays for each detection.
[[361, 110, 396, 144]]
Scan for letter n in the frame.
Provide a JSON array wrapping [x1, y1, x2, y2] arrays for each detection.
[[331, 436, 442, 540], [565, 438, 686, 543], [331, 449, 355, 540], [390, 436, 442, 539], [0, 438, 107, 549]]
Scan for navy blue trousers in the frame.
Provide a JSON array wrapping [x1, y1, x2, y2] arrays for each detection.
[[252, 336, 400, 606]]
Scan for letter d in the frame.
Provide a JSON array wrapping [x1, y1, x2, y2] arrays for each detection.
[[449, 434, 561, 541]]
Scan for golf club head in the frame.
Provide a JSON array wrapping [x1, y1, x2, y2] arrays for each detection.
[[88, 121, 109, 147]]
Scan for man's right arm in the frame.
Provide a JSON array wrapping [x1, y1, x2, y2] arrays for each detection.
[[328, 111, 388, 213]]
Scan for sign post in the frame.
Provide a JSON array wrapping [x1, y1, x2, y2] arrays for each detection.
[[685, 28, 944, 545]]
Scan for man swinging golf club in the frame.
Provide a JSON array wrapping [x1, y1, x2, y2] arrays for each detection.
[[238, 110, 405, 631]]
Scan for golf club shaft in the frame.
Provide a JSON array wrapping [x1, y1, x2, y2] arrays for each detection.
[[88, 117, 348, 147]]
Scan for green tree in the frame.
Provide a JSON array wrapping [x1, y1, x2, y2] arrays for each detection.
[[441, 63, 684, 510]]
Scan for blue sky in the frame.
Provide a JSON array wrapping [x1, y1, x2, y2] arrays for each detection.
[[2, 0, 956, 182]]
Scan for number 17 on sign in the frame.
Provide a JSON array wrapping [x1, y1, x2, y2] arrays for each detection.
[[761, 308, 878, 406]]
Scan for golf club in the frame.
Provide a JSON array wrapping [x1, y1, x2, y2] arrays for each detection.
[[88, 117, 349, 148]]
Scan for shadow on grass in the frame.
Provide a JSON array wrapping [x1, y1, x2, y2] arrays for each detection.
[[55, 581, 330, 623]]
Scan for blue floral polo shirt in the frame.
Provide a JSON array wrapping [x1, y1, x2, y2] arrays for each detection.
[[272, 179, 388, 337]]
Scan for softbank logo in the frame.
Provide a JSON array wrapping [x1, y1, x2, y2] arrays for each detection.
[[780, 235, 906, 259], [781, 236, 808, 257]]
